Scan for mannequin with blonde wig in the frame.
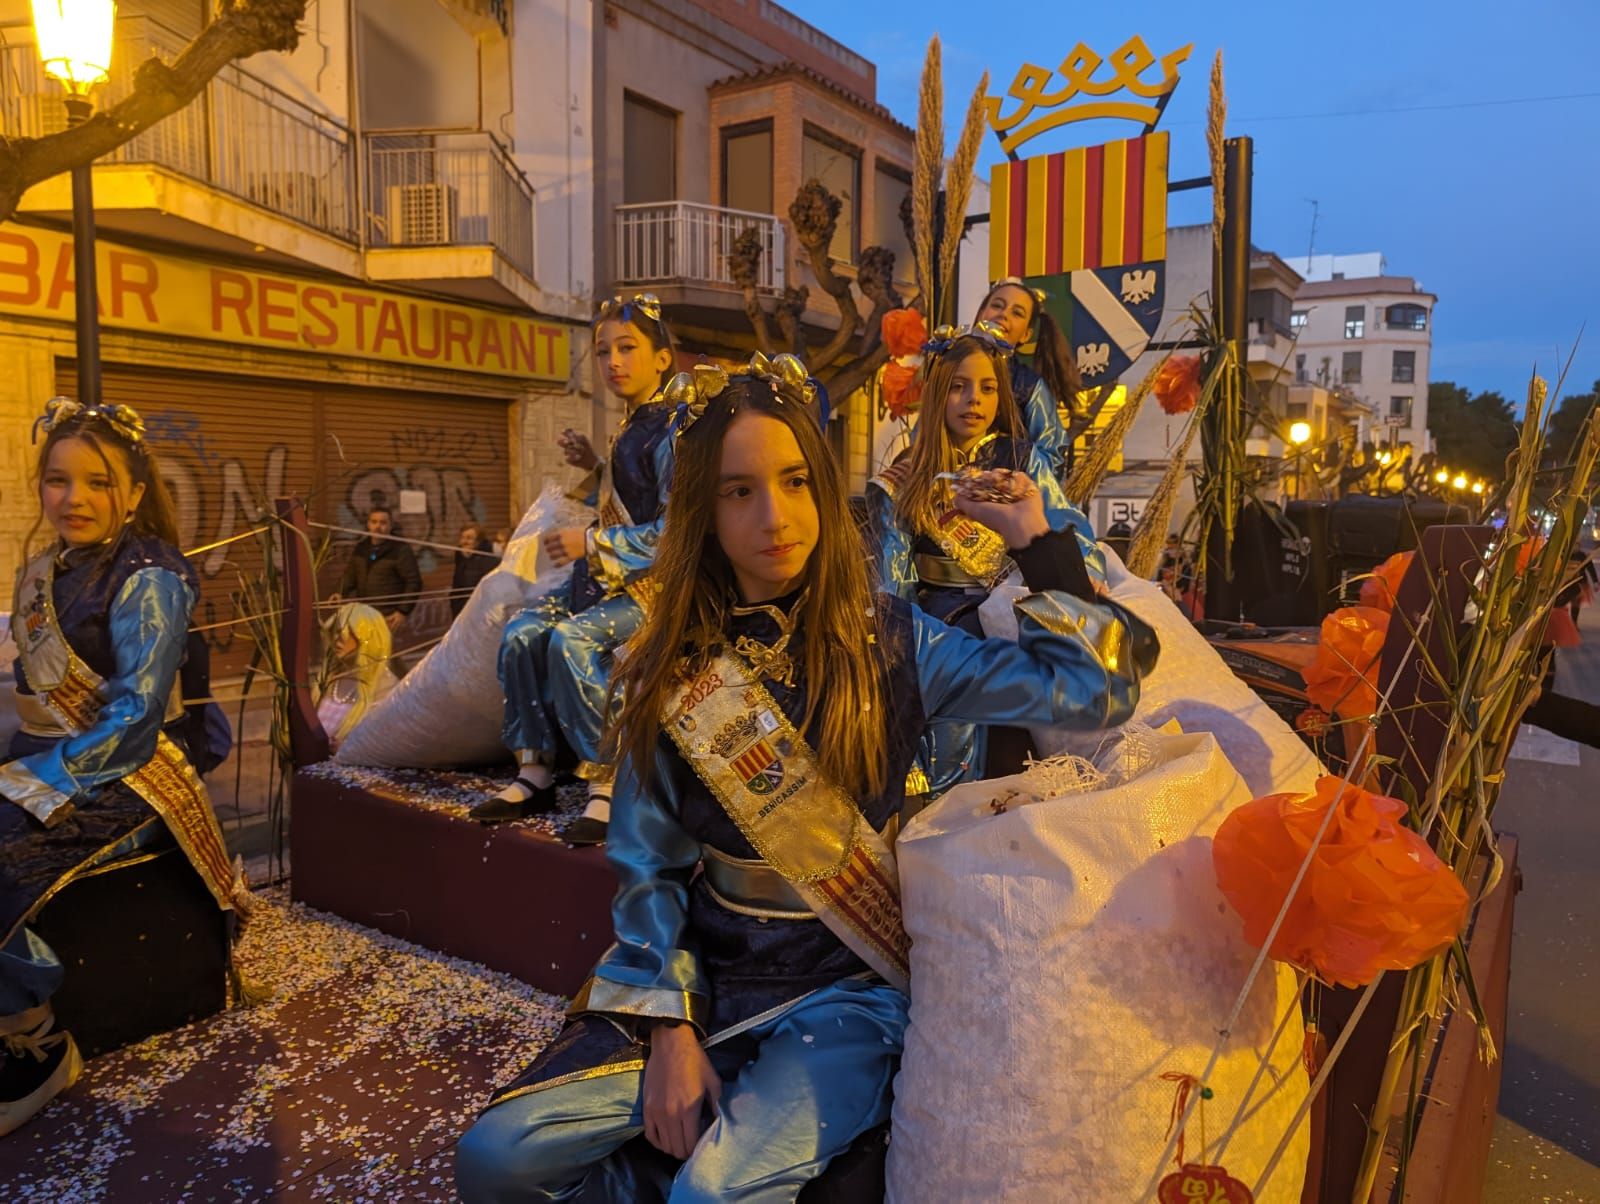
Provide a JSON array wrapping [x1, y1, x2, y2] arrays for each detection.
[[316, 603, 398, 750]]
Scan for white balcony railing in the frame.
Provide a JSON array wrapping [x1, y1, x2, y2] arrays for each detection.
[[0, 15, 358, 241], [615, 201, 785, 292], [366, 130, 537, 282]]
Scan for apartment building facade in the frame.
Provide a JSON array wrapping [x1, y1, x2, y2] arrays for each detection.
[[0, 0, 597, 670]]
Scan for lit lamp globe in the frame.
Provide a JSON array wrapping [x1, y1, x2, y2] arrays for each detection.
[[1288, 421, 1312, 446], [31, 0, 116, 106], [1471, 480, 1486, 495], [1452, 473, 1468, 490], [1434, 468, 1450, 484], [1377, 450, 1393, 466]]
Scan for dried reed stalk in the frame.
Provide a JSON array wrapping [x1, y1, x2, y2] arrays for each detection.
[[912, 36, 944, 316], [1125, 412, 1204, 577], [936, 70, 990, 324], [1207, 50, 1226, 257], [1063, 355, 1164, 506]]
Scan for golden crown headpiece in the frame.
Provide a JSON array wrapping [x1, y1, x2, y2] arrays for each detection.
[[33, 396, 147, 448], [665, 351, 818, 438], [922, 320, 1016, 362], [594, 292, 664, 328]]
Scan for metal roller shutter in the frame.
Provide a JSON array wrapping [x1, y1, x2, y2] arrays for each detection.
[[319, 386, 513, 658], [58, 364, 514, 680]]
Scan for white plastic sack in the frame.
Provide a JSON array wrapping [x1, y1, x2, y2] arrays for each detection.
[[334, 483, 590, 768], [979, 545, 1322, 798], [889, 727, 1310, 1202]]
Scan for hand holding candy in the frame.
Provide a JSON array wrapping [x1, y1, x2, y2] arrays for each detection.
[[948, 468, 1048, 549], [558, 428, 599, 470]]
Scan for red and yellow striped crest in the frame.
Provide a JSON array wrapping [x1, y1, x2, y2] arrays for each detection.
[[989, 131, 1169, 279]]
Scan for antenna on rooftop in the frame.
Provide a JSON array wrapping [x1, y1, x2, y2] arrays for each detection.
[[1304, 198, 1319, 273]]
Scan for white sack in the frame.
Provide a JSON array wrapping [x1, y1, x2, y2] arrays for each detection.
[[978, 545, 1322, 798], [334, 483, 590, 768], [889, 728, 1310, 1202]]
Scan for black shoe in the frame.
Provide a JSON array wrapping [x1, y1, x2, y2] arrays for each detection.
[[0, 1017, 81, 1137], [469, 779, 558, 823], [564, 817, 608, 847]]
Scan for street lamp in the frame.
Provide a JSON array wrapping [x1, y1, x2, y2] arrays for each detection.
[[1434, 468, 1449, 485], [31, 0, 117, 407], [1286, 422, 1311, 499], [1288, 421, 1311, 446], [1451, 473, 1468, 491]]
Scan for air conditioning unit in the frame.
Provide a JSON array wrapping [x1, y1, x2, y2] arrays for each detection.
[[387, 183, 457, 245]]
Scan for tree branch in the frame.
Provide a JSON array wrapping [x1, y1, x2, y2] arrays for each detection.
[[0, 0, 307, 223], [819, 341, 889, 405]]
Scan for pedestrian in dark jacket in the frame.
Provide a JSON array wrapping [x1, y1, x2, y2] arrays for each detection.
[[334, 506, 422, 632], [451, 523, 497, 617]]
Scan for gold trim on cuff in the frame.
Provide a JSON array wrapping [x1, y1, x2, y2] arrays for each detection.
[[575, 760, 614, 784], [484, 1056, 648, 1108], [570, 975, 710, 1035], [1014, 591, 1130, 676], [0, 759, 74, 826]]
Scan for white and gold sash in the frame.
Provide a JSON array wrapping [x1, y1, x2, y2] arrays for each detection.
[[928, 507, 1011, 588], [663, 649, 911, 991], [12, 550, 248, 916]]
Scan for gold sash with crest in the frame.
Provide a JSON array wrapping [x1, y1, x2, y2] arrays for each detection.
[[662, 650, 911, 991], [928, 507, 1011, 588], [11, 550, 247, 915]]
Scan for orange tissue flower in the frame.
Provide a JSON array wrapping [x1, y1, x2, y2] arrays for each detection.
[[881, 308, 928, 359], [1302, 606, 1390, 720], [881, 362, 923, 420], [1358, 551, 1415, 611], [1154, 355, 1202, 415], [1212, 776, 1470, 988]]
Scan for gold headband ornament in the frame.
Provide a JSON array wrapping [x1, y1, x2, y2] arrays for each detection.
[[34, 396, 147, 447], [665, 351, 817, 438], [594, 293, 663, 327], [990, 276, 1049, 310]]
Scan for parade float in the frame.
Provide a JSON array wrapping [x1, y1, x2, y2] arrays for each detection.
[[3, 27, 1594, 1204]]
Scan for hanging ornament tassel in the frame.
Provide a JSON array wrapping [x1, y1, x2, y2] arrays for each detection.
[[1156, 1071, 1255, 1204]]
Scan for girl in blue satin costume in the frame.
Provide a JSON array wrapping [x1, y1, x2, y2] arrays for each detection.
[[455, 362, 1156, 1202], [0, 401, 228, 1135], [476, 296, 678, 827], [867, 325, 1103, 792], [974, 277, 1085, 479]]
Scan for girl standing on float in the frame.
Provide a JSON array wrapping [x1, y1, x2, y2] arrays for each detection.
[[974, 277, 1084, 478], [475, 295, 679, 826], [455, 355, 1155, 1203], [0, 400, 247, 1135], [868, 324, 1103, 789]]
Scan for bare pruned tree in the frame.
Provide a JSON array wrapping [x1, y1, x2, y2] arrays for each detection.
[[0, 0, 308, 224]]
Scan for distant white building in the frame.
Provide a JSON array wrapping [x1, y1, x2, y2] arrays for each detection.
[[1282, 251, 1387, 283], [1285, 267, 1437, 454]]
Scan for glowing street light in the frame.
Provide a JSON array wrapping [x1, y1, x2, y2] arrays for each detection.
[[30, 0, 116, 406], [1377, 450, 1393, 466], [31, 0, 116, 95], [1452, 473, 1468, 490], [1472, 480, 1486, 495], [1434, 468, 1450, 484], [1288, 421, 1311, 446]]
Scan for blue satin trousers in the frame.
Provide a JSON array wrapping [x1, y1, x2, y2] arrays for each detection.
[[455, 978, 907, 1203]]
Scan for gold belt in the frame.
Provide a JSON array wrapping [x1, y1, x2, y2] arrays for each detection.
[[701, 814, 902, 922], [914, 552, 1002, 591]]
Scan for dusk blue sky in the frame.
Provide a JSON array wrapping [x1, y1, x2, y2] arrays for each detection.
[[802, 0, 1600, 405]]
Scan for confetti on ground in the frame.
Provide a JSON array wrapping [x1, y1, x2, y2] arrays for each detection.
[[299, 762, 589, 838], [0, 888, 567, 1202]]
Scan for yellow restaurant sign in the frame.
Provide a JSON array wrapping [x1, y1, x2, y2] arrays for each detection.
[[0, 223, 573, 383]]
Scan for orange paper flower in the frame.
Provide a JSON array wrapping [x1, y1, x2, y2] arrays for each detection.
[[881, 308, 928, 358], [1212, 776, 1470, 987], [1154, 355, 1202, 415], [1358, 551, 1414, 611], [881, 361, 923, 419], [1302, 606, 1390, 720], [1515, 535, 1547, 573]]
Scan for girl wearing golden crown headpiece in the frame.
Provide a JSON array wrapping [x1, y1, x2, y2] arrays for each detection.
[[455, 353, 1155, 1200], [0, 400, 247, 1135], [476, 295, 681, 845], [868, 323, 1104, 791]]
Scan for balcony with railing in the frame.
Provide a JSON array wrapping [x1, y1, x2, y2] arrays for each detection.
[[2, 15, 360, 272], [363, 130, 538, 304], [2, 17, 541, 307], [615, 201, 785, 307]]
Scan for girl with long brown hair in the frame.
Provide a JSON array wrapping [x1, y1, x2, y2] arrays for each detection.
[[457, 357, 1156, 1201], [975, 277, 1084, 477], [869, 325, 1103, 790], [1, 400, 244, 1136]]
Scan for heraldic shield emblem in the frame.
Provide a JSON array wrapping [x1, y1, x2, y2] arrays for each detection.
[[713, 712, 786, 796]]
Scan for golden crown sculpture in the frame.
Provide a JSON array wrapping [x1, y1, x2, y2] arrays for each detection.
[[985, 35, 1193, 155]]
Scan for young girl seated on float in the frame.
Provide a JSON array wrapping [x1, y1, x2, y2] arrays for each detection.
[[315, 602, 399, 753], [477, 295, 679, 835], [455, 354, 1156, 1202], [0, 400, 246, 1135], [974, 277, 1084, 478], [869, 323, 1103, 787]]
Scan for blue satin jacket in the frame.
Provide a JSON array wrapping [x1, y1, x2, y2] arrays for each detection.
[[2, 535, 201, 824], [572, 400, 675, 608], [576, 564, 1150, 1039], [1013, 359, 1070, 478]]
